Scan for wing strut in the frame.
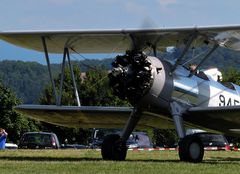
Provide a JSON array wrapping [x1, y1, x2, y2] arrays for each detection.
[[41, 36, 58, 105], [171, 33, 198, 72], [58, 48, 67, 106], [152, 45, 157, 57], [65, 48, 81, 106], [189, 43, 219, 76], [41, 37, 81, 106]]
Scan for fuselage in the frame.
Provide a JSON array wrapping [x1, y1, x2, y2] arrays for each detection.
[[139, 55, 240, 109], [138, 55, 240, 134], [109, 53, 240, 134]]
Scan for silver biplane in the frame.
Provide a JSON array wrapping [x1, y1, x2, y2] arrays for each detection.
[[1, 25, 240, 162]]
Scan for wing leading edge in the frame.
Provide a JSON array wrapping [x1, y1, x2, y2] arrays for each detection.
[[15, 105, 175, 129]]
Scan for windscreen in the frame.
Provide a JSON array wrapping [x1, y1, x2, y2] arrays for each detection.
[[21, 134, 52, 145]]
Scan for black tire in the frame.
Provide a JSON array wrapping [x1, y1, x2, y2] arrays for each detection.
[[101, 134, 127, 161], [178, 135, 204, 163]]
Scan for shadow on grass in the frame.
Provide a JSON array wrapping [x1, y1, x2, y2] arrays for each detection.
[[204, 157, 240, 164], [0, 155, 181, 163], [1, 155, 240, 164], [129, 158, 240, 164], [0, 156, 102, 162]]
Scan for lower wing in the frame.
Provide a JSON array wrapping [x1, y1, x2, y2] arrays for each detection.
[[15, 105, 175, 129], [16, 105, 240, 135]]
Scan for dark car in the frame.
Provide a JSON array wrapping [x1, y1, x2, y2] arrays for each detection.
[[89, 129, 119, 149], [18, 132, 60, 149], [195, 132, 230, 150], [89, 128, 152, 149]]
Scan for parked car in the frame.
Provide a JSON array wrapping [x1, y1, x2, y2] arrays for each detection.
[[89, 129, 121, 149], [186, 129, 229, 148], [18, 132, 60, 149], [5, 143, 18, 149], [89, 128, 152, 149], [196, 132, 230, 149]]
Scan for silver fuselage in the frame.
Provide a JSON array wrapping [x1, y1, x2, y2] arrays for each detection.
[[140, 56, 240, 111], [173, 65, 240, 107]]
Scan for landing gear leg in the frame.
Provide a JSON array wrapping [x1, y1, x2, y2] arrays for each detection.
[[101, 107, 141, 160], [170, 102, 204, 163]]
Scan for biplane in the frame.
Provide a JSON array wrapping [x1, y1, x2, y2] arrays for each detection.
[[1, 25, 240, 162]]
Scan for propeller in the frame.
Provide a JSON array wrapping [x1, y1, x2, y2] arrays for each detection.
[[108, 18, 159, 105]]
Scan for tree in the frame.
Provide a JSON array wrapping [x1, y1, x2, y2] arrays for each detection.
[[39, 65, 82, 105], [80, 68, 129, 106], [222, 67, 240, 85], [40, 65, 129, 107], [0, 81, 39, 143]]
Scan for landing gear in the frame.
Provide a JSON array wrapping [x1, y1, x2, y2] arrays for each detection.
[[101, 134, 127, 161], [178, 135, 204, 163], [101, 107, 141, 161], [170, 102, 204, 163]]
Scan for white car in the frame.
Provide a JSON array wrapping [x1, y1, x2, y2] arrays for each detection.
[[5, 143, 18, 149]]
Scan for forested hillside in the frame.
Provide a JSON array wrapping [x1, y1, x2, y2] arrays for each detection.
[[201, 47, 240, 70], [1, 47, 240, 104], [0, 58, 113, 104]]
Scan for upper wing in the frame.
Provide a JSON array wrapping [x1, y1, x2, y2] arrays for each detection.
[[186, 105, 240, 135], [15, 105, 175, 129], [1, 25, 240, 53]]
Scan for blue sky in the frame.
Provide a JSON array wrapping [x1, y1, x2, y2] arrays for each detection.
[[1, 0, 240, 64]]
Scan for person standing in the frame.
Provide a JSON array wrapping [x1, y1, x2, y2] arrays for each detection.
[[0, 128, 8, 149]]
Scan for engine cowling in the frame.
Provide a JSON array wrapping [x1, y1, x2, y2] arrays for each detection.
[[109, 52, 173, 109]]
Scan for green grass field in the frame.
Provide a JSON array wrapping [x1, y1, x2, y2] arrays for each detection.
[[1, 149, 240, 174]]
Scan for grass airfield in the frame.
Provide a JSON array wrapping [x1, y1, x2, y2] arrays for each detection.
[[0, 149, 240, 174]]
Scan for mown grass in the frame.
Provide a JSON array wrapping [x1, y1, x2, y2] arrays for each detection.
[[0, 149, 240, 174]]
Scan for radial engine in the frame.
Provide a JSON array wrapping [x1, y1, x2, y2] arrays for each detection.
[[108, 52, 173, 109]]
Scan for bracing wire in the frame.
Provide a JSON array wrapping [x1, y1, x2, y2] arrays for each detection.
[[46, 36, 126, 91]]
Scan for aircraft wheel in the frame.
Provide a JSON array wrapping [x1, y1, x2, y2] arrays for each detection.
[[101, 134, 127, 161], [178, 135, 204, 163]]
